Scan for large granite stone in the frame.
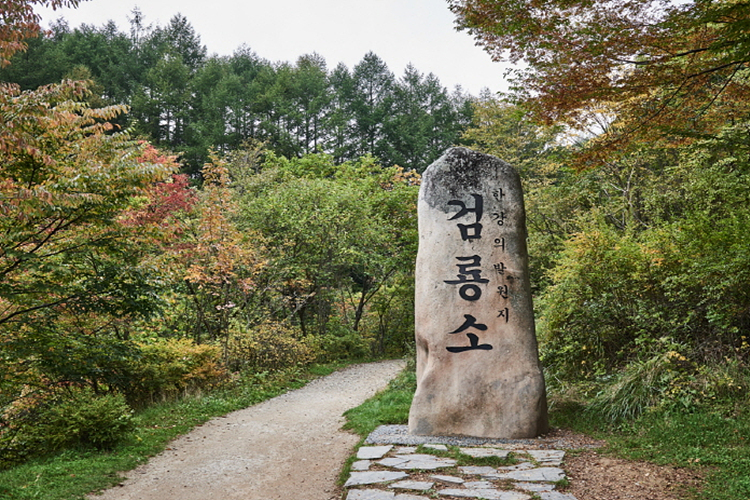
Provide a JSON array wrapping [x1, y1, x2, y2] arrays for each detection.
[[409, 147, 548, 439]]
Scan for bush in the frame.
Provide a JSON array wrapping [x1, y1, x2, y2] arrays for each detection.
[[0, 387, 134, 468], [226, 321, 319, 371], [127, 338, 227, 405]]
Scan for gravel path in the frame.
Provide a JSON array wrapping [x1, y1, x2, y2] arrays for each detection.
[[90, 360, 406, 500]]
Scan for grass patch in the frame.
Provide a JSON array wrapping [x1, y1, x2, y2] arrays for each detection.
[[342, 362, 416, 437], [0, 362, 350, 500], [415, 444, 517, 468], [551, 399, 750, 500]]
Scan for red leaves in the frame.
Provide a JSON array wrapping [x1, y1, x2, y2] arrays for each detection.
[[121, 173, 197, 228], [0, 0, 84, 66]]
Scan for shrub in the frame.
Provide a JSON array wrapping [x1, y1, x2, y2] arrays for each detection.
[[0, 387, 134, 468], [226, 321, 319, 371], [127, 338, 227, 405]]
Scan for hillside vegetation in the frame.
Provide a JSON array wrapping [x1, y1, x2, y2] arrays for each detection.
[[1, 1, 750, 499]]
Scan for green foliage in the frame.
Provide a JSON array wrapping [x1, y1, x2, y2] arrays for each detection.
[[1, 388, 134, 468], [235, 151, 419, 356], [343, 362, 415, 437], [226, 321, 319, 372], [0, 17, 474, 172], [127, 338, 227, 406], [536, 122, 750, 418]]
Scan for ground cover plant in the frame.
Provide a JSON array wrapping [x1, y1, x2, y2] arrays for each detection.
[[0, 363, 348, 500]]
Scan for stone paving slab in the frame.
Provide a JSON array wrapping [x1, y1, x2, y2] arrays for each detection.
[[487, 467, 566, 482], [382, 454, 457, 470], [358, 446, 394, 459], [430, 474, 465, 485], [527, 449, 566, 466], [539, 492, 579, 500], [438, 489, 531, 499], [345, 471, 409, 487], [390, 480, 434, 491], [352, 460, 372, 471], [460, 447, 511, 459], [346, 490, 429, 500]]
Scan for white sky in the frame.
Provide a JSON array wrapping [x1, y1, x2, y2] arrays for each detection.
[[36, 0, 511, 96]]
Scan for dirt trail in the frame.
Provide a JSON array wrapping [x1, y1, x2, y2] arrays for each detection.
[[90, 360, 406, 500]]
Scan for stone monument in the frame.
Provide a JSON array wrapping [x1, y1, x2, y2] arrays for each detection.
[[408, 147, 549, 439]]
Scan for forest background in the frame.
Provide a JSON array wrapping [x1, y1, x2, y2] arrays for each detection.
[[1, 1, 750, 498]]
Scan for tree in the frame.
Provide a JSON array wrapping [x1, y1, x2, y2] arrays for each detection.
[[0, 80, 177, 394], [351, 52, 395, 159], [236, 152, 419, 354], [0, 0, 83, 66], [385, 65, 468, 171], [448, 0, 750, 161]]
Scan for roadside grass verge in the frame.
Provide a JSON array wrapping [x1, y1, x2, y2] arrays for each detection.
[[0, 362, 350, 500], [337, 361, 416, 483]]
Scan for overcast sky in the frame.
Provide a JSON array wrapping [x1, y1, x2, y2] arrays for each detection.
[[36, 0, 511, 96]]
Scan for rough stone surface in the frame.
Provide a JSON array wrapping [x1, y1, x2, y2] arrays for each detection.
[[459, 466, 498, 475], [437, 489, 532, 499], [514, 482, 556, 492], [344, 440, 576, 500], [409, 147, 548, 439], [539, 492, 579, 500], [352, 460, 372, 471], [347, 490, 396, 500], [390, 480, 434, 491], [344, 471, 409, 487], [358, 446, 394, 459], [380, 454, 456, 470], [491, 467, 566, 482], [527, 449, 565, 466], [460, 447, 510, 459], [430, 474, 465, 484]]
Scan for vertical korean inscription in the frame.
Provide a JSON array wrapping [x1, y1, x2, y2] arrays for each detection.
[[410, 147, 548, 439], [444, 194, 492, 352]]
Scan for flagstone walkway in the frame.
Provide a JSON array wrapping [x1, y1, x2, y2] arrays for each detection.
[[343, 426, 585, 500]]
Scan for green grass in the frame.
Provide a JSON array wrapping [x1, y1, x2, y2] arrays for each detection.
[[342, 362, 416, 437], [551, 401, 750, 500], [0, 362, 349, 500]]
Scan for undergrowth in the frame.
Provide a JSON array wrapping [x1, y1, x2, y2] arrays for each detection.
[[0, 362, 348, 500]]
